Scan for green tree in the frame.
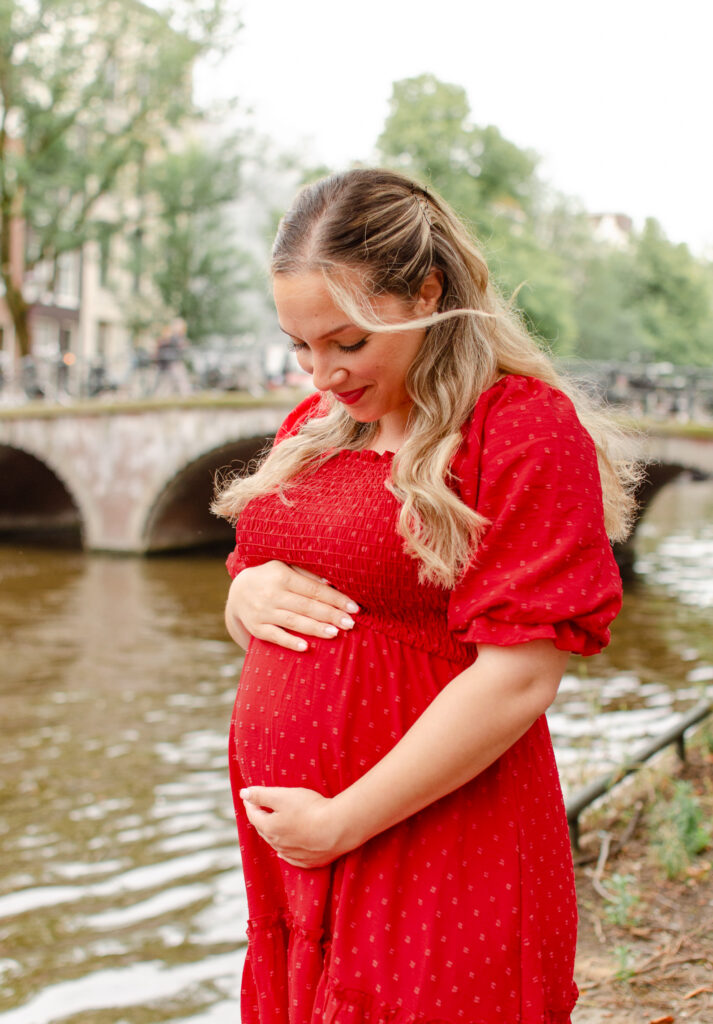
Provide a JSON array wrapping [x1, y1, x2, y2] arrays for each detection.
[[131, 138, 255, 341], [570, 221, 713, 366], [628, 219, 713, 365], [572, 250, 647, 362], [0, 0, 231, 356], [376, 74, 576, 350], [377, 75, 537, 221]]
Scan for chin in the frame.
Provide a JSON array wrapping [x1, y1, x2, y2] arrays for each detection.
[[344, 408, 379, 423]]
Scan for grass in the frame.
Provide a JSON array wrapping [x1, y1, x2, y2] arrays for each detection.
[[651, 779, 712, 880], [602, 873, 641, 927]]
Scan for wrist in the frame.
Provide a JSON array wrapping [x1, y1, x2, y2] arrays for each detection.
[[330, 786, 374, 855]]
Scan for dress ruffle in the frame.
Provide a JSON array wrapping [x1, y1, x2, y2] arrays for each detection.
[[321, 980, 577, 1024], [244, 912, 579, 1024]]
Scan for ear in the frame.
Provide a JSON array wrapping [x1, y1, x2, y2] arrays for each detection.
[[415, 269, 443, 315]]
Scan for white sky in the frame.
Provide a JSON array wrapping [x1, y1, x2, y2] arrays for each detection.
[[196, 0, 713, 255]]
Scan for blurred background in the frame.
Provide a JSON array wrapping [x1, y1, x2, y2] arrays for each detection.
[[1, 0, 712, 1021]]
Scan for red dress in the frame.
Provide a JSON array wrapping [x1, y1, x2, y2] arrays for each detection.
[[226, 375, 622, 1024]]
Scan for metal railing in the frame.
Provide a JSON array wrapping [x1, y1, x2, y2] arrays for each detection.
[[565, 699, 713, 849]]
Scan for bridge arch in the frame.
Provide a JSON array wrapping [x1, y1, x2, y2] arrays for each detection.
[[1, 404, 710, 560], [0, 443, 84, 544], [142, 435, 272, 553], [614, 454, 708, 577]]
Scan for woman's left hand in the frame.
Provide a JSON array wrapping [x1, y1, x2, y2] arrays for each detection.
[[239, 786, 354, 869]]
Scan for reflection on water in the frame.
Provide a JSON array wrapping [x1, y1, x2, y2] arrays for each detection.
[[548, 478, 713, 785], [1, 479, 713, 1022], [0, 549, 246, 1022]]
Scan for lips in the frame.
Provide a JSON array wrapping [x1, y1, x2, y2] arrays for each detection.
[[333, 386, 367, 406]]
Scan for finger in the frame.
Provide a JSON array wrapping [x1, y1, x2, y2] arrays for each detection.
[[288, 566, 360, 614], [270, 605, 357, 638], [241, 800, 274, 838], [245, 805, 275, 835], [251, 625, 310, 652], [240, 785, 282, 809]]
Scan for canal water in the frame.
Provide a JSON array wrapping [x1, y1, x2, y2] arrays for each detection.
[[1, 478, 712, 1023]]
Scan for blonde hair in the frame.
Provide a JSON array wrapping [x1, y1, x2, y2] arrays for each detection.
[[213, 168, 640, 587]]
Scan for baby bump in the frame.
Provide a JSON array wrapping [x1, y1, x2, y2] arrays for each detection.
[[232, 623, 467, 795]]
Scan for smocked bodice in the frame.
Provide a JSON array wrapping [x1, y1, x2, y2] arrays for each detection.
[[232, 449, 474, 663]]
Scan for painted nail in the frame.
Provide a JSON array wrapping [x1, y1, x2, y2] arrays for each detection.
[[239, 788, 251, 800], [340, 616, 355, 629], [296, 640, 308, 651], [324, 625, 338, 637]]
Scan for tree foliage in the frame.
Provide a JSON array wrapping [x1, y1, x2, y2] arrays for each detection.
[[0, 0, 239, 355], [572, 221, 713, 365], [628, 220, 713, 364], [133, 138, 257, 341], [376, 73, 713, 365], [376, 73, 576, 351]]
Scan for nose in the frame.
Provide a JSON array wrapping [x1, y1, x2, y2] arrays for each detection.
[[309, 353, 349, 393]]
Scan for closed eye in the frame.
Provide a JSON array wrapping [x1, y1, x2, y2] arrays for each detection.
[[337, 337, 367, 353], [287, 337, 368, 354]]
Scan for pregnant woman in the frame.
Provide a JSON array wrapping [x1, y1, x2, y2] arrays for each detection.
[[212, 168, 637, 1024]]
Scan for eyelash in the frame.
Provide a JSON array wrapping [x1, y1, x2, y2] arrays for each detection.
[[288, 338, 368, 354]]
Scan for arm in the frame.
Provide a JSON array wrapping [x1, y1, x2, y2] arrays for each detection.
[[241, 639, 569, 868], [225, 560, 361, 652]]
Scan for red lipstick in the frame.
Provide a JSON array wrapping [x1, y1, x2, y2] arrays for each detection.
[[334, 386, 367, 405]]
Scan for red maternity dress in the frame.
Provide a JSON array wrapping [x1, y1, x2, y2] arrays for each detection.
[[226, 374, 622, 1024]]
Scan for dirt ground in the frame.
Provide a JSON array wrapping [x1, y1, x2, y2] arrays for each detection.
[[570, 737, 713, 1024]]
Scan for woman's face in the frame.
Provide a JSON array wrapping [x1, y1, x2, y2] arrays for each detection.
[[273, 271, 441, 437]]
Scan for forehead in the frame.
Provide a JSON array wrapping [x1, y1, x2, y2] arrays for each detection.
[[273, 272, 340, 312], [273, 272, 358, 335]]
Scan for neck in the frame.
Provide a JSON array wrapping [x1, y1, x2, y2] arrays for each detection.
[[372, 413, 411, 455]]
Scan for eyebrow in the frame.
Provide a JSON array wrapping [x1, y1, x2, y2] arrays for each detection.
[[278, 323, 355, 342]]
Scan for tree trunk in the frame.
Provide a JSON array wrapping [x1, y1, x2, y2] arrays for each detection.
[[1, 191, 31, 358], [4, 280, 31, 357]]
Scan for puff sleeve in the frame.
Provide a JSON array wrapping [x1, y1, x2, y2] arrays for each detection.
[[447, 375, 622, 656], [225, 393, 323, 579]]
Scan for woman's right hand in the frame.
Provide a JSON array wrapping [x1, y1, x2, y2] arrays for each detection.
[[225, 560, 360, 652]]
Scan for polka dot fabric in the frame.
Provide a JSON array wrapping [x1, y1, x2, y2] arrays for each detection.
[[227, 375, 622, 1024]]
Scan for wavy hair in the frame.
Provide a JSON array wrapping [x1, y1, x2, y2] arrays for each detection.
[[213, 168, 640, 587]]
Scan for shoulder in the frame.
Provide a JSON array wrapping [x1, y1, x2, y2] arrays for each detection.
[[453, 374, 598, 501], [274, 391, 326, 443], [459, 374, 591, 461], [478, 373, 584, 438]]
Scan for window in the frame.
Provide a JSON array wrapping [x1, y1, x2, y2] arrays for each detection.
[[56, 252, 80, 305]]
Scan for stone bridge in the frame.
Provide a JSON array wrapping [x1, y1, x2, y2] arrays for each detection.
[[0, 398, 295, 553], [0, 398, 711, 564]]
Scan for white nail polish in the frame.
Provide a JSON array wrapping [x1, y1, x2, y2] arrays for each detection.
[[340, 616, 354, 629], [324, 625, 338, 637], [297, 640, 308, 651], [346, 601, 360, 613]]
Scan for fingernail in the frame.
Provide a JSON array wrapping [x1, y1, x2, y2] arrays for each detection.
[[296, 640, 308, 651], [340, 616, 355, 629], [239, 788, 251, 800], [324, 625, 338, 637], [346, 601, 360, 613]]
